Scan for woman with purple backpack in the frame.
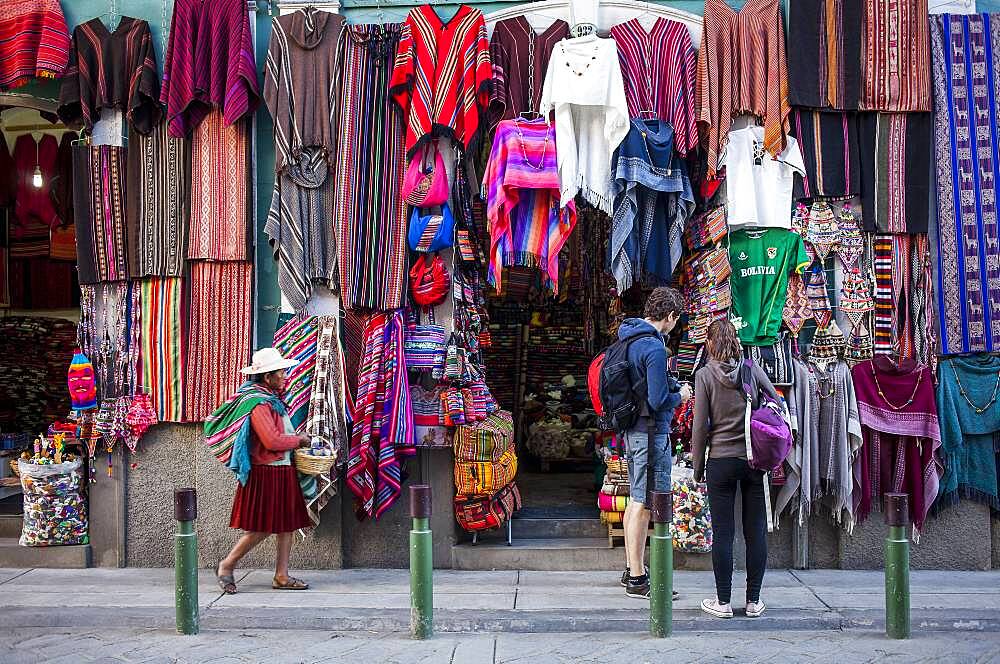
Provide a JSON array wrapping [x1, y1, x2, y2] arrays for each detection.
[[691, 319, 780, 619]]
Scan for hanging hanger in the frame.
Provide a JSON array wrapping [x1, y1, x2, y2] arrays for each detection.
[[375, 0, 386, 24]]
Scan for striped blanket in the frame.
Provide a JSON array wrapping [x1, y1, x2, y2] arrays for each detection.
[[345, 312, 415, 521], [273, 315, 319, 431], [204, 382, 287, 486]]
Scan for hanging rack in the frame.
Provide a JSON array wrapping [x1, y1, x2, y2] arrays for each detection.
[[1, 123, 66, 132]]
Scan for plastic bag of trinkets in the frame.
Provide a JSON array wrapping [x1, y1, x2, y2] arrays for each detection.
[[18, 458, 89, 547]]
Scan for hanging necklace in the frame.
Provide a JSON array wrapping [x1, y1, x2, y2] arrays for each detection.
[[561, 40, 600, 77], [512, 118, 549, 170], [870, 358, 923, 411], [814, 364, 836, 399], [951, 360, 1000, 414]]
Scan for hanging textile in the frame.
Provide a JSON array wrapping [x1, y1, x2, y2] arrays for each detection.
[[72, 145, 130, 284], [610, 18, 698, 155], [263, 9, 344, 314], [860, 0, 931, 112], [810, 360, 864, 529], [696, 0, 790, 176], [852, 357, 941, 534], [126, 122, 190, 278], [265, 149, 337, 314], [484, 118, 577, 294], [185, 261, 253, 421], [791, 110, 861, 199], [722, 126, 805, 229], [51, 133, 73, 229], [787, 0, 863, 110], [265, 8, 345, 172], [160, 0, 259, 137], [307, 315, 348, 460], [389, 5, 491, 159], [0, 0, 70, 90], [58, 16, 162, 135], [778, 358, 819, 523], [910, 235, 936, 371], [539, 35, 629, 213], [139, 277, 184, 422], [346, 311, 415, 521], [188, 110, 250, 261], [871, 235, 894, 354], [936, 356, 1000, 511], [488, 16, 569, 128], [273, 316, 319, 432], [931, 13, 1000, 355], [13, 133, 60, 233], [859, 112, 932, 234], [335, 24, 408, 312], [609, 118, 694, 292]]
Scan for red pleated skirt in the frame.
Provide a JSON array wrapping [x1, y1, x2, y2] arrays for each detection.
[[229, 464, 311, 533]]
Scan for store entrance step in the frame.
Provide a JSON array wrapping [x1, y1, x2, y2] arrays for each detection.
[[0, 514, 22, 539], [512, 517, 606, 539], [0, 538, 91, 568], [452, 538, 622, 571]]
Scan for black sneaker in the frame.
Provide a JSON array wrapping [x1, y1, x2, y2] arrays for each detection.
[[621, 566, 648, 587], [625, 574, 650, 599]]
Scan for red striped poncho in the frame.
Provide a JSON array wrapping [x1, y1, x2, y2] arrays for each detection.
[[389, 4, 492, 160], [160, 0, 260, 137], [0, 0, 70, 90]]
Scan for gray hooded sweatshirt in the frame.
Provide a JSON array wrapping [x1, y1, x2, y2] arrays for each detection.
[[691, 358, 779, 481]]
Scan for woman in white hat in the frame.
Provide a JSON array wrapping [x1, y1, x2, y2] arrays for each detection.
[[213, 348, 311, 593]]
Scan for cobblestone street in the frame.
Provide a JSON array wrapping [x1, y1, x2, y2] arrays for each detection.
[[4, 627, 1000, 663]]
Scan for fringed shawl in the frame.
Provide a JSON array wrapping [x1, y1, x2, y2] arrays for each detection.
[[813, 360, 863, 529], [539, 34, 629, 213], [851, 357, 941, 534], [346, 312, 415, 521], [484, 118, 577, 294], [610, 118, 694, 293], [936, 356, 1000, 511]]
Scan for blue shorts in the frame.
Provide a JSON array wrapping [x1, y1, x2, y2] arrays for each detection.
[[624, 429, 672, 504]]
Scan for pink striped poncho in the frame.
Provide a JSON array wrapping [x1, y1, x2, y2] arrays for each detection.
[[484, 118, 577, 294]]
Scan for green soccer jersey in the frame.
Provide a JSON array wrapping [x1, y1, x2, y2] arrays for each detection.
[[728, 228, 810, 346]]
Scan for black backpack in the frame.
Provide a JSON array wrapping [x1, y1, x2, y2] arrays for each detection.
[[595, 332, 657, 433]]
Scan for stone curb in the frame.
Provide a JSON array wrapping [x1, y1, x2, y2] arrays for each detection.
[[4, 606, 1000, 633]]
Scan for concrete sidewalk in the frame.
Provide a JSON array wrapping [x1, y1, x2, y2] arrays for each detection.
[[1, 567, 998, 634]]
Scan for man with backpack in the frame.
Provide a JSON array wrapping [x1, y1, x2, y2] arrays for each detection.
[[599, 287, 690, 599]]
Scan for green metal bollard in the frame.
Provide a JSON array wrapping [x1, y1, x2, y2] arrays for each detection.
[[174, 487, 199, 635], [409, 485, 433, 640], [649, 490, 673, 638], [884, 492, 910, 640]]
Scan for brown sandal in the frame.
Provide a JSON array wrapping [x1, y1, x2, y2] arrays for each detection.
[[216, 565, 237, 595], [272, 575, 309, 590]]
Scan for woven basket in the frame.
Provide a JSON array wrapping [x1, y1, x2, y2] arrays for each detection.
[[605, 457, 627, 476], [293, 449, 337, 476]]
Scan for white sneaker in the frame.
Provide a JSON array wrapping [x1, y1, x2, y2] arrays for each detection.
[[746, 601, 766, 617], [701, 598, 734, 618]]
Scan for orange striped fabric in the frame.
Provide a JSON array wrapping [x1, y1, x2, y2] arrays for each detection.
[[696, 0, 790, 177]]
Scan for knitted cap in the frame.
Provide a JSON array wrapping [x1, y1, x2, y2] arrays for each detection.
[[67, 349, 97, 411]]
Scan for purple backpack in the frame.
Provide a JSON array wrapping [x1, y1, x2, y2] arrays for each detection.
[[740, 359, 792, 473]]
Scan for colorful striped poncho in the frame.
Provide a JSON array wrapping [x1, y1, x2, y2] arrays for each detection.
[[204, 383, 288, 486], [0, 0, 70, 90], [484, 118, 576, 294], [346, 311, 414, 521]]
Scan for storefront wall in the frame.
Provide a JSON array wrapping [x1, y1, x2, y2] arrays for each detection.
[[36, 0, 997, 570]]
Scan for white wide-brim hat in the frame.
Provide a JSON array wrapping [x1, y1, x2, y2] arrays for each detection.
[[240, 347, 300, 375]]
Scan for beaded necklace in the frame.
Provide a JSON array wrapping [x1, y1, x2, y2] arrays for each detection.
[[870, 358, 923, 411], [561, 40, 600, 77], [950, 360, 1000, 414], [511, 118, 549, 170]]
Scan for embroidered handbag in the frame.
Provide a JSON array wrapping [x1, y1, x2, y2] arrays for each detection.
[[408, 203, 456, 253], [409, 253, 451, 307], [454, 446, 518, 496], [410, 385, 452, 448], [402, 141, 449, 207], [454, 410, 514, 462], [441, 387, 467, 426], [454, 481, 521, 532], [403, 308, 446, 373]]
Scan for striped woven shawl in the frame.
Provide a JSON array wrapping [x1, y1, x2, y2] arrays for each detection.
[[204, 383, 287, 486]]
